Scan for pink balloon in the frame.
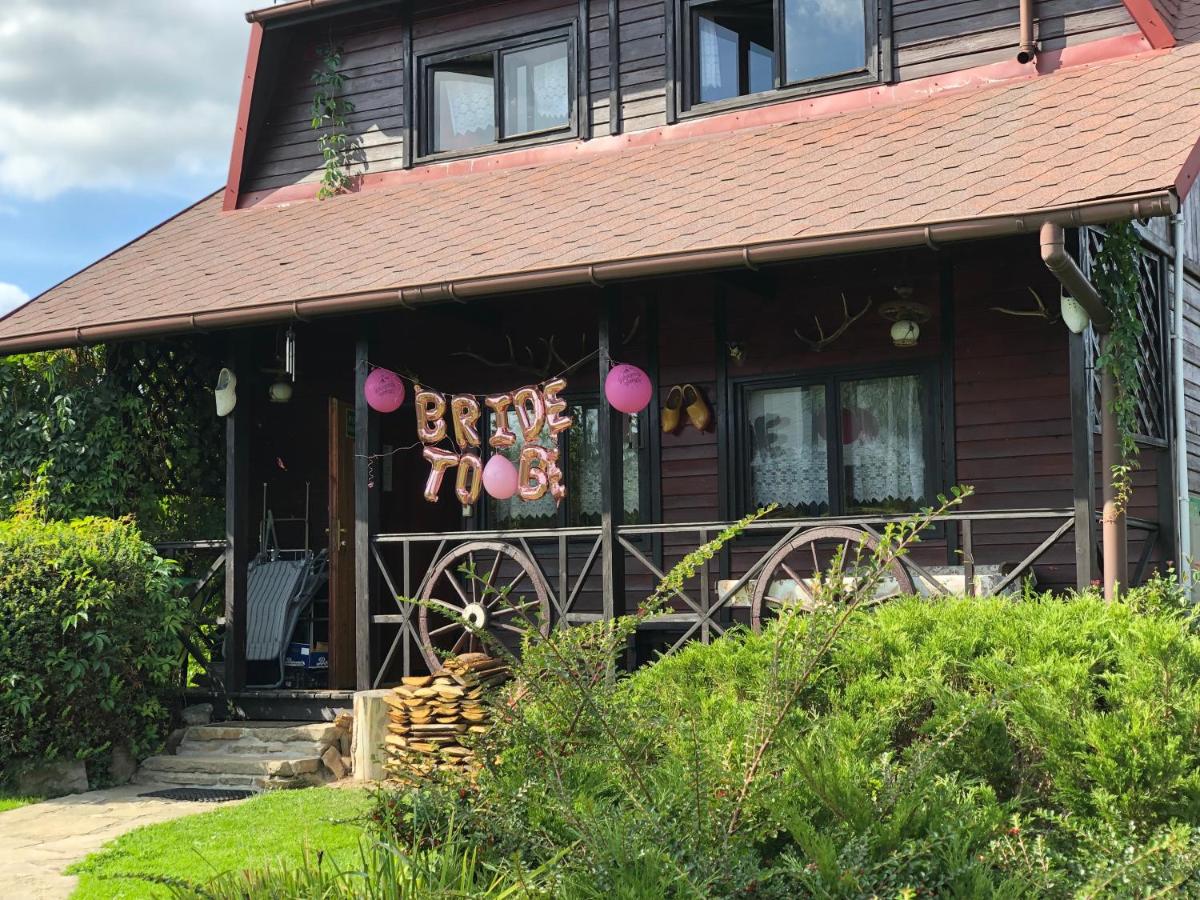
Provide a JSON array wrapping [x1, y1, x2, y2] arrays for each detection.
[[482, 454, 519, 500], [604, 363, 652, 414], [364, 368, 405, 414]]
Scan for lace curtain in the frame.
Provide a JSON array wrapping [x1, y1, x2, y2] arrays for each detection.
[[503, 42, 569, 135], [841, 375, 925, 508], [434, 67, 495, 150], [748, 385, 829, 514]]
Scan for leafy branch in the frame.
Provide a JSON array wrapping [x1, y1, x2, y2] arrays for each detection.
[[1093, 220, 1144, 515], [311, 42, 356, 200]]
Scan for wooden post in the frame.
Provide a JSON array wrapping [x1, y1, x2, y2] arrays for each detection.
[[354, 339, 378, 691], [1069, 330, 1097, 590], [598, 291, 627, 637], [224, 335, 251, 693]]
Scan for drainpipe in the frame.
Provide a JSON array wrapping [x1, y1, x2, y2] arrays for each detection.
[[1041, 222, 1125, 599], [1173, 213, 1191, 585], [1018, 0, 1038, 64]]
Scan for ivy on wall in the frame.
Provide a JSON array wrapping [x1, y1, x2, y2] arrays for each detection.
[[1093, 220, 1145, 515], [311, 42, 356, 199]]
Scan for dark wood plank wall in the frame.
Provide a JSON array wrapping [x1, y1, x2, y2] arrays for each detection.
[[893, 0, 1136, 81], [242, 0, 1135, 193]]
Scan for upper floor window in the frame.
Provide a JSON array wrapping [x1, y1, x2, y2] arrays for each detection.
[[421, 29, 575, 159], [679, 0, 879, 114]]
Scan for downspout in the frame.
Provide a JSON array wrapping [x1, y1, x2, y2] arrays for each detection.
[[1173, 213, 1191, 583], [1018, 0, 1038, 64], [1041, 222, 1126, 599]]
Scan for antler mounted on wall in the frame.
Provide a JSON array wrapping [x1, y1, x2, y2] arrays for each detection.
[[795, 295, 872, 352], [990, 288, 1060, 323], [454, 316, 641, 380]]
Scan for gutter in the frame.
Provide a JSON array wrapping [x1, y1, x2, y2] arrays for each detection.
[[0, 191, 1177, 356], [1173, 213, 1191, 584], [1040, 222, 1122, 600], [1018, 0, 1038, 64], [245, 0, 393, 24]]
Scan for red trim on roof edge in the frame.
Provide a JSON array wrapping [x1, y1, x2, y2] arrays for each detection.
[[224, 22, 264, 212], [1122, 0, 1176, 48], [236, 30, 1154, 211]]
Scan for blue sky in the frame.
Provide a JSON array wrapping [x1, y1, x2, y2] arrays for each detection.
[[0, 0, 252, 315]]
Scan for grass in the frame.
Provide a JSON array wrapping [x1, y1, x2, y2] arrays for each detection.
[[0, 792, 42, 812], [68, 787, 372, 899]]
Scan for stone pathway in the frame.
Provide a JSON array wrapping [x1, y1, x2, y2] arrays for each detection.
[[0, 783, 241, 899]]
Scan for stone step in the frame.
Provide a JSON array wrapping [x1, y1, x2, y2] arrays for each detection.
[[132, 769, 261, 790], [177, 738, 329, 758], [184, 722, 340, 745], [140, 754, 323, 779]]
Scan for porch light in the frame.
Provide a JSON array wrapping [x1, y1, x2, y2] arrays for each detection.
[[879, 301, 931, 349], [269, 380, 294, 403]]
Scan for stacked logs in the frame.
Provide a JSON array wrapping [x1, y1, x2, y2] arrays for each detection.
[[382, 653, 510, 778]]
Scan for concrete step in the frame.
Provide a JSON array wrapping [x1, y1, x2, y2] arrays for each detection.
[[140, 754, 323, 779]]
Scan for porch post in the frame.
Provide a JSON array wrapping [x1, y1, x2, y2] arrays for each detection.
[[1100, 333, 1128, 597], [598, 290, 627, 631], [1069, 330, 1097, 590], [354, 338, 378, 691], [224, 334, 251, 693]]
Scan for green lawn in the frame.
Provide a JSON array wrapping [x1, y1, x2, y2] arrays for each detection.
[[68, 787, 372, 899], [0, 793, 42, 812]]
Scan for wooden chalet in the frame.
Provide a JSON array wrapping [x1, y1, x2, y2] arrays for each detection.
[[3, 0, 1200, 718]]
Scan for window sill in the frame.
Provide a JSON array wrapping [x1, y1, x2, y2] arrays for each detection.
[[677, 69, 882, 122], [415, 126, 579, 167]]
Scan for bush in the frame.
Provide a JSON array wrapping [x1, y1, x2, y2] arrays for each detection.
[[0, 513, 183, 781]]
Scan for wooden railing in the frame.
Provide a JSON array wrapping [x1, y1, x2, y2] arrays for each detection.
[[367, 507, 1163, 681], [155, 539, 228, 692]]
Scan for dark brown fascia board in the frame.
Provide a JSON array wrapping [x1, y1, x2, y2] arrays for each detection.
[[245, 0, 399, 26], [0, 191, 1177, 355]]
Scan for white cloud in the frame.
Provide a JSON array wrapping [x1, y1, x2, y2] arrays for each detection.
[[0, 282, 29, 315], [0, 1, 249, 200]]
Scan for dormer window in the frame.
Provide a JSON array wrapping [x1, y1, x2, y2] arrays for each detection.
[[677, 0, 880, 115], [421, 29, 576, 159]]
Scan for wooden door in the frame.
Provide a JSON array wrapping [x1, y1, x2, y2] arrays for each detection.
[[327, 398, 357, 689]]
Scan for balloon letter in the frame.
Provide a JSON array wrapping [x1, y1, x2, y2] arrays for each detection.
[[543, 377, 573, 437], [518, 445, 551, 502], [546, 447, 566, 506], [456, 453, 483, 506], [416, 388, 447, 444], [450, 395, 481, 448], [513, 387, 546, 442], [485, 393, 516, 449], [422, 446, 458, 503]]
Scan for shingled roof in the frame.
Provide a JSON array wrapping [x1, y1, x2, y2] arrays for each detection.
[[2, 40, 1199, 353]]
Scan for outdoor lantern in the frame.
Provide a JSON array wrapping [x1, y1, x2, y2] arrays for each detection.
[[269, 380, 294, 403], [879, 301, 931, 349], [1060, 292, 1091, 334]]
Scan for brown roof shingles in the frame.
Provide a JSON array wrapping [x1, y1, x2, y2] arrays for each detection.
[[3, 41, 1200, 346]]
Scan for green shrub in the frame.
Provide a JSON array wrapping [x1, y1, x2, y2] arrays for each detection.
[[0, 513, 183, 781]]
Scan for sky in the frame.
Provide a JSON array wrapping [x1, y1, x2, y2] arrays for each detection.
[[0, 0, 253, 316]]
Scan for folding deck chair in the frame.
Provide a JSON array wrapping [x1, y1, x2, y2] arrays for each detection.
[[245, 549, 329, 688]]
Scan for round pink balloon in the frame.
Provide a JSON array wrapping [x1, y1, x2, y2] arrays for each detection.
[[482, 454, 519, 500], [364, 368, 405, 413], [604, 363, 652, 414]]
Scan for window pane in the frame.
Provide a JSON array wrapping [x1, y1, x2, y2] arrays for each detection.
[[431, 53, 495, 153], [747, 385, 829, 516], [694, 0, 774, 104], [783, 0, 866, 84], [502, 41, 570, 137], [570, 405, 641, 527], [841, 375, 926, 515], [489, 411, 557, 529]]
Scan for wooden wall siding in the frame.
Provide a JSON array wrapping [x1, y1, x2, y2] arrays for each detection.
[[590, 0, 669, 137], [244, 11, 406, 195], [1181, 267, 1200, 494], [893, 0, 1137, 81], [1182, 188, 1200, 273]]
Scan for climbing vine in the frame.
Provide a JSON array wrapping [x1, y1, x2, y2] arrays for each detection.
[[1093, 220, 1144, 514], [311, 42, 356, 199]]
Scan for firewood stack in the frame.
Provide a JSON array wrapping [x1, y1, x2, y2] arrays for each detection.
[[382, 653, 510, 779]]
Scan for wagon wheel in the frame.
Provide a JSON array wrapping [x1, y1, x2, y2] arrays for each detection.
[[750, 526, 914, 632], [417, 540, 552, 671]]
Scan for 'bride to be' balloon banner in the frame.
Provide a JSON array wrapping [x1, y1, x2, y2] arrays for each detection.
[[416, 378, 572, 508]]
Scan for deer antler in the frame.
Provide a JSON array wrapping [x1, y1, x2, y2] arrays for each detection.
[[453, 334, 588, 380], [795, 295, 872, 352], [990, 287, 1059, 322]]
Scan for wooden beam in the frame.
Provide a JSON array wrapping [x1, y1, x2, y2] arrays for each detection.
[[223, 335, 251, 692], [1120, 0, 1176, 49], [1069, 329, 1097, 590], [354, 338, 378, 690], [598, 291, 627, 635], [607, 0, 622, 136]]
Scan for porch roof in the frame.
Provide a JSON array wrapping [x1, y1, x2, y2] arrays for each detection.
[[2, 41, 1199, 354]]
